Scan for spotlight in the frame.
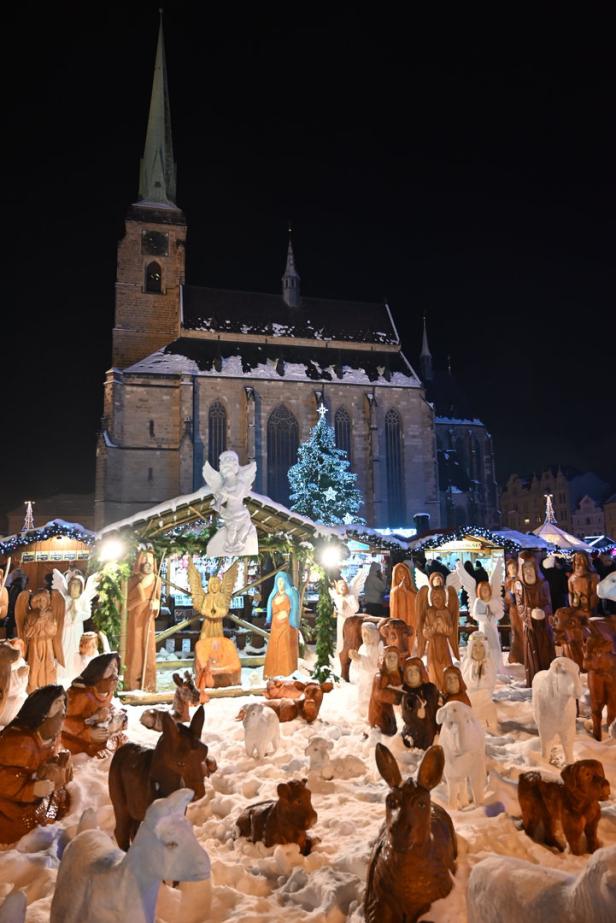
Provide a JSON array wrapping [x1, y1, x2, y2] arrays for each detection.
[[319, 544, 343, 570], [98, 536, 126, 563]]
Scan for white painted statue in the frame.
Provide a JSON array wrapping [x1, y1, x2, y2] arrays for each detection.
[[597, 571, 616, 602], [329, 567, 367, 655], [532, 657, 582, 765], [304, 736, 365, 780], [436, 700, 486, 809], [461, 631, 498, 732], [202, 450, 258, 557], [237, 702, 280, 759], [50, 788, 211, 923], [0, 639, 29, 727], [455, 558, 505, 661], [52, 569, 100, 686], [349, 621, 380, 716]]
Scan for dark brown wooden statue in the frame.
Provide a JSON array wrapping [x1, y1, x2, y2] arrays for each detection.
[[568, 552, 599, 616], [379, 618, 414, 659], [441, 665, 471, 707], [519, 760, 610, 854], [400, 656, 440, 750], [504, 558, 524, 664], [125, 550, 161, 692], [62, 653, 128, 757], [551, 607, 587, 671], [364, 743, 457, 923], [368, 646, 403, 736], [263, 680, 333, 723], [141, 670, 201, 732], [108, 706, 216, 849], [0, 685, 72, 844], [514, 552, 555, 686], [236, 778, 318, 855], [583, 634, 616, 741]]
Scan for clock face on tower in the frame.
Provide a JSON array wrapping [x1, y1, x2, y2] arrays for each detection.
[[141, 230, 169, 256]]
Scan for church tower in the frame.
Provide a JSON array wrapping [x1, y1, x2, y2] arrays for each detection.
[[419, 314, 433, 383], [111, 14, 186, 369], [281, 232, 301, 307]]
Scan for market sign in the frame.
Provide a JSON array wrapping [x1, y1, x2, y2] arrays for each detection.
[[21, 550, 91, 563], [436, 539, 483, 552]]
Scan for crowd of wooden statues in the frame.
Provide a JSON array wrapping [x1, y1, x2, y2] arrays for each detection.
[[0, 548, 614, 923]]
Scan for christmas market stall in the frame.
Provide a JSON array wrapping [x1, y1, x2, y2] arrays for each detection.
[[0, 518, 95, 594]]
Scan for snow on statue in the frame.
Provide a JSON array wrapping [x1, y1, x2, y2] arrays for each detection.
[[455, 557, 505, 662], [202, 451, 258, 557], [52, 569, 100, 686]]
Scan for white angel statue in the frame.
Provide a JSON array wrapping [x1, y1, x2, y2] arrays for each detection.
[[329, 567, 368, 657], [52, 568, 100, 686], [203, 450, 258, 557], [455, 558, 504, 661]]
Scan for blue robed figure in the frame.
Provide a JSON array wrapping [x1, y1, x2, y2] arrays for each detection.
[[264, 572, 300, 677]]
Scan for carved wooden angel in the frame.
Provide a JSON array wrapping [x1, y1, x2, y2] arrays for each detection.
[[202, 450, 258, 556], [329, 567, 368, 656], [188, 560, 241, 688], [455, 558, 504, 661], [15, 589, 65, 693], [52, 569, 100, 686]]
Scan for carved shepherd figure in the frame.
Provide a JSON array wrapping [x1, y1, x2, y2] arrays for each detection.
[[568, 551, 599, 616], [419, 585, 459, 693], [551, 607, 588, 671], [108, 706, 216, 850], [583, 634, 616, 741], [368, 646, 403, 736], [514, 551, 555, 687], [15, 589, 64, 693], [504, 558, 524, 664], [62, 653, 127, 758], [389, 562, 418, 636], [364, 743, 457, 923], [125, 550, 161, 692], [188, 559, 240, 688], [400, 656, 440, 750], [518, 760, 610, 855]]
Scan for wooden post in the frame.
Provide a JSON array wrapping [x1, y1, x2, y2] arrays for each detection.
[[119, 577, 128, 680]]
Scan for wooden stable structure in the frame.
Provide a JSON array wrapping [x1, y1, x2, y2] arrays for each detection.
[[0, 519, 95, 590]]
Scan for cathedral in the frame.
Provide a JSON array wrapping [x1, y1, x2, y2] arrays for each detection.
[[95, 21, 494, 532]]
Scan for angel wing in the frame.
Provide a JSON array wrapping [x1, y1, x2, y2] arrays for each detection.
[[14, 590, 30, 642], [220, 561, 240, 604], [52, 568, 68, 598], [455, 561, 477, 612], [446, 585, 460, 659], [237, 460, 257, 490], [187, 560, 207, 615], [82, 572, 101, 609], [413, 567, 429, 590], [350, 565, 369, 598], [202, 460, 224, 493], [50, 591, 65, 668], [489, 557, 505, 620]]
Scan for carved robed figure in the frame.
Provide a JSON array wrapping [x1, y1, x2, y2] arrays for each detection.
[[263, 573, 300, 678], [125, 551, 161, 692]]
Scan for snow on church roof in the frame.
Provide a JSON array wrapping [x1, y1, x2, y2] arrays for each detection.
[[181, 285, 398, 345], [126, 338, 420, 387]]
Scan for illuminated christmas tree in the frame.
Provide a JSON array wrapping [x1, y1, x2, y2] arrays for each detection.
[[288, 405, 364, 525]]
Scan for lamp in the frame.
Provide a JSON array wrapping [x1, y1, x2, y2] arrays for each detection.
[[98, 536, 126, 563]]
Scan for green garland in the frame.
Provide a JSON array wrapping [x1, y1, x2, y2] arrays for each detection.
[[90, 561, 131, 650], [312, 570, 337, 683]]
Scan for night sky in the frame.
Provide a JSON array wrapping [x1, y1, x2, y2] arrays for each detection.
[[4, 3, 616, 519]]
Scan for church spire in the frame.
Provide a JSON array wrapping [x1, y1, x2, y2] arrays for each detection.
[[420, 314, 433, 382], [138, 11, 177, 205], [282, 227, 301, 307]]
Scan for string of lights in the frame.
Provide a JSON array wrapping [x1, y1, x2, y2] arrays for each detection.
[[0, 520, 95, 555]]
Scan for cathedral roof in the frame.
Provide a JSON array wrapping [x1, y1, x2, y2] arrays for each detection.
[[124, 336, 419, 387], [181, 285, 398, 345]]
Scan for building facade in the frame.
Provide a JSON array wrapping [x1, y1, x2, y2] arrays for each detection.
[[500, 466, 610, 534], [571, 494, 606, 539], [95, 22, 440, 530]]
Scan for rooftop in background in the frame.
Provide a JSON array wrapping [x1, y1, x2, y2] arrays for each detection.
[[3, 494, 95, 536], [181, 285, 398, 346]]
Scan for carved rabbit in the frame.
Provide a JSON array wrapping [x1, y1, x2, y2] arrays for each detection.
[[364, 743, 457, 923]]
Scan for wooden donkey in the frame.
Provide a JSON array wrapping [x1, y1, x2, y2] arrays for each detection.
[[109, 706, 217, 849], [140, 671, 201, 731], [364, 743, 457, 923]]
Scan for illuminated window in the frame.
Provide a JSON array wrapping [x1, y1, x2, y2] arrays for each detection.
[[208, 402, 227, 466], [335, 407, 352, 461], [267, 404, 299, 505], [385, 409, 406, 524], [145, 261, 162, 293]]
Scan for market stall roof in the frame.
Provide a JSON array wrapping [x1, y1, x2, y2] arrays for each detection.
[[0, 519, 95, 556], [407, 524, 553, 554], [585, 534, 616, 552], [532, 520, 593, 552], [98, 488, 402, 553]]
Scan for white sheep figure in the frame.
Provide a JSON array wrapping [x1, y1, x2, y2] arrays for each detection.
[[49, 788, 211, 923], [436, 700, 486, 810], [304, 736, 366, 780], [467, 844, 616, 923], [238, 702, 280, 759], [532, 656, 582, 765], [461, 631, 498, 733]]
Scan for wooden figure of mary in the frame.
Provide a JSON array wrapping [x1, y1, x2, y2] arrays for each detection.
[[263, 573, 300, 679]]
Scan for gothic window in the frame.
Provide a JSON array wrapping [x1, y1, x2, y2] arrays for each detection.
[[145, 261, 162, 293], [147, 467, 153, 482], [208, 401, 227, 466], [149, 419, 155, 438], [335, 407, 352, 461], [385, 408, 406, 524], [267, 404, 299, 505]]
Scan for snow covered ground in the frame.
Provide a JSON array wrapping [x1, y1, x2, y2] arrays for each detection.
[[2, 659, 616, 922]]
